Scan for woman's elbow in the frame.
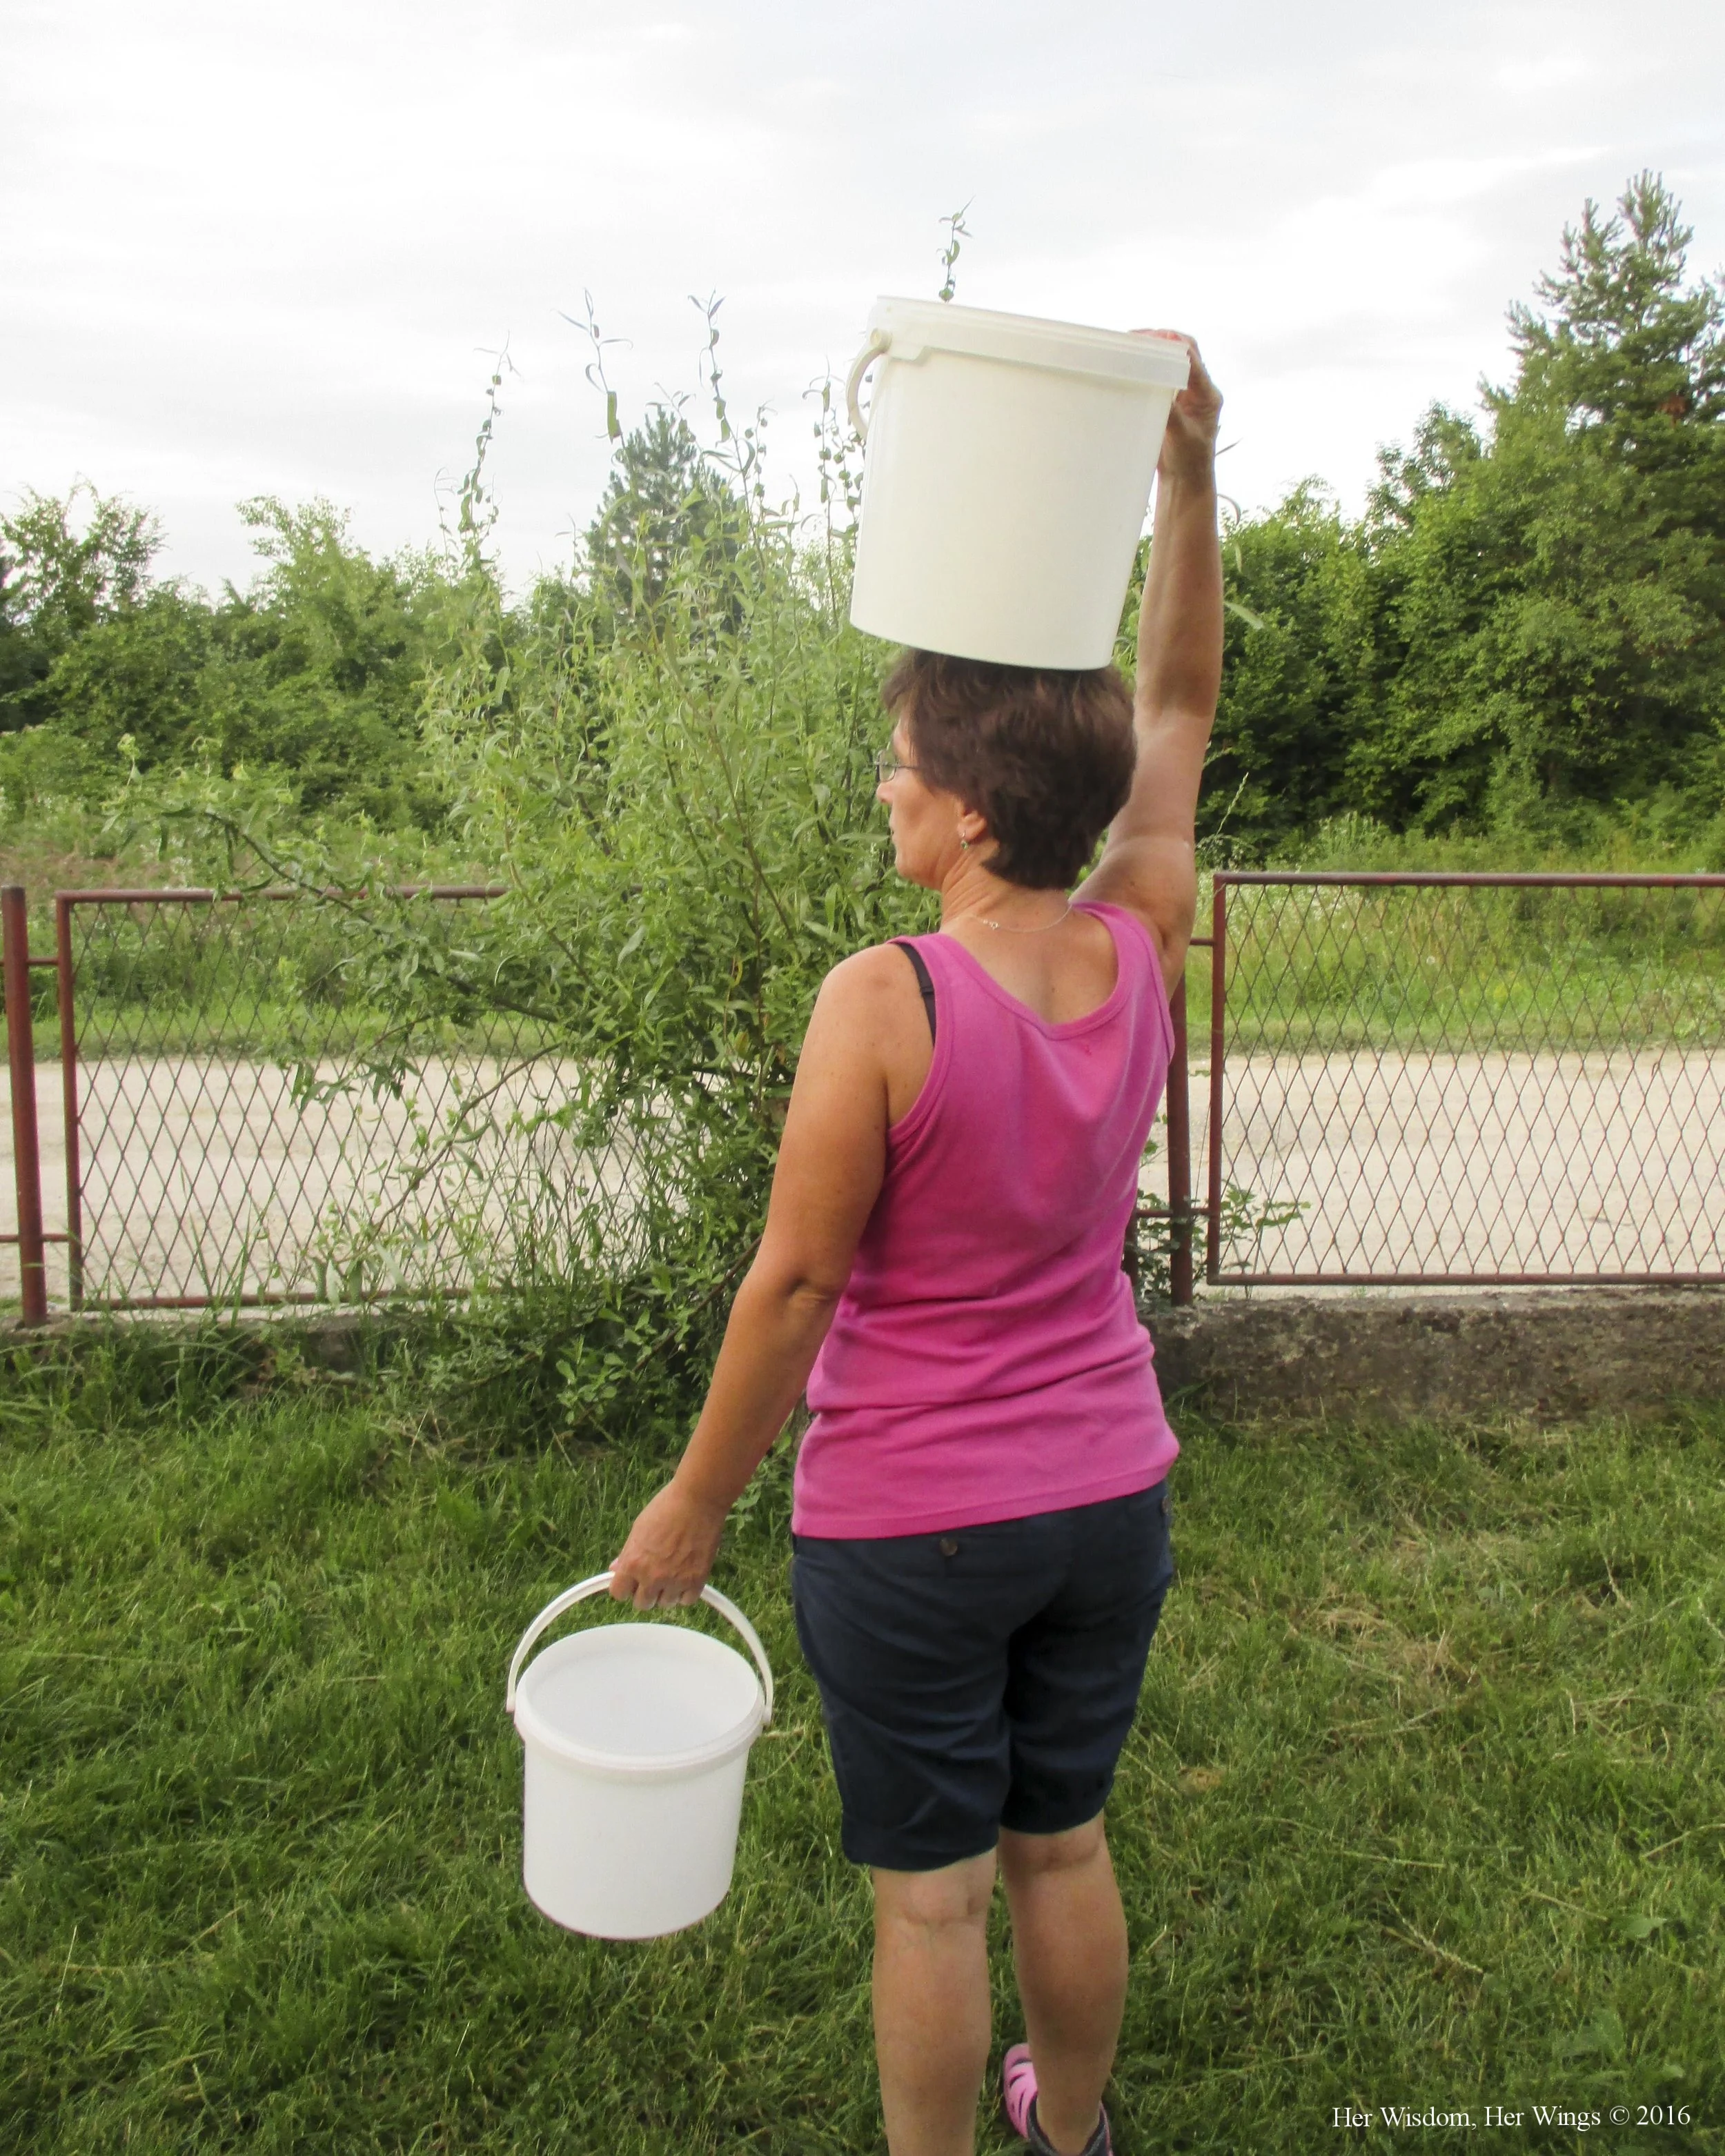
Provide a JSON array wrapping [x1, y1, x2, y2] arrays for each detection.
[[747, 1249, 851, 1316]]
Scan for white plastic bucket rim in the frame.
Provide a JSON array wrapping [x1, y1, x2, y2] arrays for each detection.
[[506, 1572, 774, 1778], [846, 297, 1192, 439]]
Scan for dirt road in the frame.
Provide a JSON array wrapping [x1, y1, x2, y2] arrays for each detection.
[[1145, 1047, 1719, 1281], [5, 1048, 1722, 1304], [1, 1056, 637, 1307]]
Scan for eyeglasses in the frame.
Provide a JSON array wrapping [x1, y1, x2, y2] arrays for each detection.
[[874, 749, 920, 785]]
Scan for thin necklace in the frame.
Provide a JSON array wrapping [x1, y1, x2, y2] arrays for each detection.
[[976, 903, 1073, 934]]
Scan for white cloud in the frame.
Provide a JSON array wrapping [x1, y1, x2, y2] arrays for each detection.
[[2, 0, 1722, 589]]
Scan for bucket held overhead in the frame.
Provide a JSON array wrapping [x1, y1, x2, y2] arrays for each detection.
[[845, 297, 1192, 671], [507, 1573, 774, 1941]]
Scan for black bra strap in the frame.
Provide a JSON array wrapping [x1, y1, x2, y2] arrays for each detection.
[[893, 939, 937, 1044]]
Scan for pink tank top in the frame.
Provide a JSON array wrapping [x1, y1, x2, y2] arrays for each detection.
[[793, 898, 1179, 1538]]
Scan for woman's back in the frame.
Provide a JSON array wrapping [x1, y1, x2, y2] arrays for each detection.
[[940, 901, 1122, 1026], [794, 898, 1181, 1539]]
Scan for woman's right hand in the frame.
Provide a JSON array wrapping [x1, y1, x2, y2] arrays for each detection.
[[609, 1476, 729, 1610]]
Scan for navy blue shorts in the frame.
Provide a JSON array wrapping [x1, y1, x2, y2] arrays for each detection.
[[791, 1483, 1174, 1872]]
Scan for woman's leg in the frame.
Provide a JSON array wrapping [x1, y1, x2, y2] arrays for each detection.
[[998, 1816, 1126, 2155], [871, 1848, 998, 2156]]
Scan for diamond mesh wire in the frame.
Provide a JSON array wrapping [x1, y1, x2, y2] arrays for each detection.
[[61, 891, 657, 1308], [1203, 876, 1725, 1285], [49, 877, 1725, 1308]]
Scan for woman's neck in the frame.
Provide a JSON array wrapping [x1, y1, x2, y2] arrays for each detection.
[[938, 857, 1070, 934]]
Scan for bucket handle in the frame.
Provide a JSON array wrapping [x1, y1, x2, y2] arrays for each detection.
[[506, 1573, 775, 1725], [844, 329, 891, 444]]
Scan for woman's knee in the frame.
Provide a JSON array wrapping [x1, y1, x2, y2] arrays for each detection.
[[872, 1847, 998, 1934], [998, 1813, 1107, 1885]]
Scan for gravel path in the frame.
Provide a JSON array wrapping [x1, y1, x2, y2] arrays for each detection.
[[1148, 1047, 1719, 1283], [6, 1048, 1723, 1304], [1, 1056, 640, 1306]]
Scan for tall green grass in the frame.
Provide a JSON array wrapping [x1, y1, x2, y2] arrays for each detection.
[[1187, 874, 1725, 1057], [1, 1338, 1719, 2152]]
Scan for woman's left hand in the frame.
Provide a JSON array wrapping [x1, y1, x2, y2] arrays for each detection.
[[1131, 328, 1223, 484], [609, 1479, 728, 1609]]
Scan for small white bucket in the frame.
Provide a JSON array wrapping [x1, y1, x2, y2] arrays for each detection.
[[506, 1573, 774, 1941], [845, 297, 1192, 670]]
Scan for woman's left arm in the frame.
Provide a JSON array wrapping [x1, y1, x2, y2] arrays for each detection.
[[607, 949, 906, 1608]]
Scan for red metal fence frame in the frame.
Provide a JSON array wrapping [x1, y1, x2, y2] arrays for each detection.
[[58, 884, 507, 1314], [5, 873, 1724, 1321], [3, 887, 55, 1324], [1134, 941, 1212, 1305], [1200, 870, 1725, 1292]]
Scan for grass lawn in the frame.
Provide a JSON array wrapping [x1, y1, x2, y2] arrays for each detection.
[[1, 1339, 1722, 2153], [1195, 880, 1725, 1057]]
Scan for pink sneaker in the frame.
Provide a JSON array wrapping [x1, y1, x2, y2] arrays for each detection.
[[1001, 2043, 1113, 2156]]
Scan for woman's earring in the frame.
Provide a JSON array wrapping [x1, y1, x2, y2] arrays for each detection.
[[959, 835, 971, 851]]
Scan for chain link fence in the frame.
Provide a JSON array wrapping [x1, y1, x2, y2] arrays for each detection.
[[5, 872, 1724, 1316], [12, 887, 664, 1311], [1197, 873, 1725, 1288]]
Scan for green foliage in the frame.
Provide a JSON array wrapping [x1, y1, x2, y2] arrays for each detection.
[[201, 500, 449, 824], [8, 173, 1723, 879], [0, 484, 160, 735], [0, 493, 449, 831], [384, 350, 916, 1318], [3, 1357, 1721, 2149], [582, 406, 745, 620], [937, 202, 972, 304], [55, 335, 911, 1339], [26, 182, 1718, 1338], [38, 583, 212, 771], [1208, 173, 1725, 858], [1206, 483, 1374, 842]]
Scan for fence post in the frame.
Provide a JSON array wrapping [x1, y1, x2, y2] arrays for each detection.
[[1205, 879, 1227, 1286], [55, 896, 83, 1309], [3, 886, 48, 1325], [1165, 974, 1194, 1305]]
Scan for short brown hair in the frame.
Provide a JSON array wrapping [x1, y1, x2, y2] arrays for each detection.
[[883, 649, 1136, 889]]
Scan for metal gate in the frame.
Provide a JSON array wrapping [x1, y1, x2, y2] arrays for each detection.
[[1194, 872, 1725, 1290]]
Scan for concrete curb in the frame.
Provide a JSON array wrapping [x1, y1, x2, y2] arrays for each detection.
[[1147, 1287, 1725, 1423], [0, 1305, 377, 1374]]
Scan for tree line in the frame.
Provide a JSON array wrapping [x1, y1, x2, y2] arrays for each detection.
[[2, 173, 1720, 867], [1211, 173, 1723, 858]]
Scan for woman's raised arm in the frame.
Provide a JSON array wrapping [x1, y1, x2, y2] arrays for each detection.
[[1078, 333, 1224, 989]]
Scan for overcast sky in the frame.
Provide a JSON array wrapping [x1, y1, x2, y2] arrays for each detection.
[[5, 0, 1723, 595]]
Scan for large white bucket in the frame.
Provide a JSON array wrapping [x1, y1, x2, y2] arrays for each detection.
[[845, 297, 1192, 670], [506, 1573, 774, 1940]]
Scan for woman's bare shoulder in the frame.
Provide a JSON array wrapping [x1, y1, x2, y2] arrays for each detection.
[[817, 940, 926, 1019], [805, 942, 931, 1121]]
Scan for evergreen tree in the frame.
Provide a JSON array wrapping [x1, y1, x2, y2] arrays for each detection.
[[582, 406, 741, 619]]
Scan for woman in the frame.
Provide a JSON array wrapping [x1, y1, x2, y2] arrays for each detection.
[[610, 335, 1223, 2156]]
